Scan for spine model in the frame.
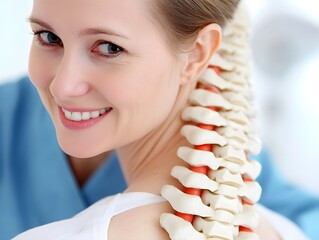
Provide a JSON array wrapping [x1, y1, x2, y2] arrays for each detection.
[[160, 4, 262, 240]]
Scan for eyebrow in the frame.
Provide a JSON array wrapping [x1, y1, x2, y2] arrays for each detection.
[[28, 17, 54, 31], [28, 17, 129, 39], [80, 28, 129, 39]]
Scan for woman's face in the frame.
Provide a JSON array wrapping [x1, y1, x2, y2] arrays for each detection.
[[29, 0, 185, 158]]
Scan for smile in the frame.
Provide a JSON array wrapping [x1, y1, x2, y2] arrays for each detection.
[[61, 107, 112, 121], [58, 106, 113, 130]]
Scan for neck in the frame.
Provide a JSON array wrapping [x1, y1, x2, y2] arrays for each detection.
[[117, 83, 194, 195], [68, 151, 110, 187]]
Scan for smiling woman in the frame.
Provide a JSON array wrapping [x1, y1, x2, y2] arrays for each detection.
[[11, 0, 303, 239]]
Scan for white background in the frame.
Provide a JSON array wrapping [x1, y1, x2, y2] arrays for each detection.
[[0, 0, 33, 81], [1, 0, 319, 195]]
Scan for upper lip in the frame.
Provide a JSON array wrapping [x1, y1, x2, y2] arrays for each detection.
[[55, 98, 110, 112]]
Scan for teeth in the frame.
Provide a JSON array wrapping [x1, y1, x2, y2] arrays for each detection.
[[72, 112, 82, 121], [62, 107, 110, 121], [65, 110, 72, 120], [81, 112, 91, 120], [90, 111, 100, 118]]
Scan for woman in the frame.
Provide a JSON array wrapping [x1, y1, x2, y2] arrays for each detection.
[[13, 0, 305, 239]]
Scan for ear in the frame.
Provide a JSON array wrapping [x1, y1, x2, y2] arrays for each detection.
[[180, 23, 221, 84]]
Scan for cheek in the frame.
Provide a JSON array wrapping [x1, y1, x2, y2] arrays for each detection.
[[143, 60, 181, 106], [28, 45, 56, 90], [119, 63, 180, 126], [106, 63, 179, 112]]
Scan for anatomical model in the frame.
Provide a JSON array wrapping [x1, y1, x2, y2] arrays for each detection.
[[161, 4, 262, 240]]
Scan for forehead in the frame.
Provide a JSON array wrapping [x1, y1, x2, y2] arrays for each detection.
[[31, 0, 153, 36]]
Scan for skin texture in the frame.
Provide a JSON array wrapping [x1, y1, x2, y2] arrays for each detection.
[[28, 0, 282, 239]]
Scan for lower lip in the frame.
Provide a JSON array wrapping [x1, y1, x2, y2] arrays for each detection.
[[58, 107, 111, 130]]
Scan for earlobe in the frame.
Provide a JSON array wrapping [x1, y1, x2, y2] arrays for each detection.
[[180, 23, 222, 85]]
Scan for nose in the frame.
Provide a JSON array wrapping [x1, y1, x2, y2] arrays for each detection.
[[50, 50, 90, 101]]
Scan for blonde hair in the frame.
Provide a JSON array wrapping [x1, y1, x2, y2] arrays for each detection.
[[149, 0, 240, 52]]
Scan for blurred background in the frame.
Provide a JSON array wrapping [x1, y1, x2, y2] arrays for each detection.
[[1, 0, 319, 194]]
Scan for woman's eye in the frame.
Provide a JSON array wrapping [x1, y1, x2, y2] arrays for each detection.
[[36, 31, 62, 46], [93, 42, 123, 57]]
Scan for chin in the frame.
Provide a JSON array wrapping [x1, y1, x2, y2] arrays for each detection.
[[56, 135, 106, 159], [64, 148, 96, 159]]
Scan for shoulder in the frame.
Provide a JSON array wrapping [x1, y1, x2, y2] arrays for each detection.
[[0, 75, 54, 166], [0, 75, 49, 136], [0, 76, 38, 103], [108, 198, 172, 240], [255, 204, 309, 240], [0, 76, 43, 119]]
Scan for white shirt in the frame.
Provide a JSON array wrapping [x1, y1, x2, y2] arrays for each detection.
[[13, 192, 309, 240], [13, 192, 165, 240]]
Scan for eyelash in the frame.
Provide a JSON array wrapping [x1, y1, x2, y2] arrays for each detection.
[[31, 29, 125, 59], [92, 40, 124, 59], [32, 29, 63, 47]]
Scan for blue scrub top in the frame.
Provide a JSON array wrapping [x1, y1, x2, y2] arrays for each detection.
[[1, 77, 319, 240]]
